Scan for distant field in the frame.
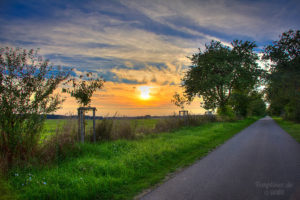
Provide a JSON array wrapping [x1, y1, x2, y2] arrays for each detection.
[[41, 118, 159, 141], [8, 117, 258, 200], [273, 117, 300, 143]]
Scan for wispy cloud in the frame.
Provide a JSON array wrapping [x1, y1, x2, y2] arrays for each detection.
[[0, 0, 299, 115]]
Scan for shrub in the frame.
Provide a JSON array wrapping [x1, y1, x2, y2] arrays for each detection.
[[0, 47, 70, 171], [217, 106, 236, 121]]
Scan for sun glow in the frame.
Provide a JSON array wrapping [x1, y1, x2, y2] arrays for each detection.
[[139, 86, 152, 100]]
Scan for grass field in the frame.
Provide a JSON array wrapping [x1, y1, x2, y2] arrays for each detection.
[[5, 117, 258, 200], [273, 117, 300, 143]]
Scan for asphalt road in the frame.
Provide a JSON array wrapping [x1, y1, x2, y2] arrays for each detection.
[[140, 117, 300, 200]]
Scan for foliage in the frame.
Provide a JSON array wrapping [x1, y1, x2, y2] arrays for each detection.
[[183, 40, 263, 116], [0, 177, 16, 200], [171, 92, 188, 110], [229, 90, 251, 117], [247, 93, 266, 116], [7, 118, 257, 200], [0, 47, 70, 170], [63, 72, 104, 107], [263, 30, 300, 121], [216, 105, 236, 121], [230, 90, 266, 117]]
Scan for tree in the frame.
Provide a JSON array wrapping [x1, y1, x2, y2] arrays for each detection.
[[263, 30, 300, 121], [183, 40, 262, 115], [171, 92, 188, 110], [247, 92, 266, 116], [0, 47, 70, 169], [229, 89, 251, 117], [63, 72, 104, 107], [62, 72, 104, 142], [229, 89, 266, 117]]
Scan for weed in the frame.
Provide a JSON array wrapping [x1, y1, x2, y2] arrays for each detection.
[[93, 118, 114, 141], [38, 119, 78, 164], [113, 120, 136, 140]]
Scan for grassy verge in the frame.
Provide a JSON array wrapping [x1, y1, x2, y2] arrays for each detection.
[[8, 117, 258, 200], [273, 117, 300, 143]]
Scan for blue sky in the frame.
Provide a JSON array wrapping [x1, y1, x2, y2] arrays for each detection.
[[0, 0, 299, 116]]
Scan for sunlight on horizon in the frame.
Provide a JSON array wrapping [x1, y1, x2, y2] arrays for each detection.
[[139, 86, 152, 100]]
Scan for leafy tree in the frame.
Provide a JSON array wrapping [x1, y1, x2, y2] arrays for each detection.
[[171, 92, 188, 110], [229, 90, 266, 117], [63, 72, 104, 107], [229, 89, 251, 117], [0, 47, 70, 169], [183, 40, 262, 116], [263, 30, 300, 121], [247, 94, 266, 116]]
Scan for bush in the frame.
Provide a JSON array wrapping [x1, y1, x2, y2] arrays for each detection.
[[0, 115, 44, 172], [217, 106, 236, 121], [0, 47, 70, 171]]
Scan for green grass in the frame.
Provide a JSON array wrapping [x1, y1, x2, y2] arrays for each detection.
[[8, 117, 258, 200], [273, 117, 300, 143]]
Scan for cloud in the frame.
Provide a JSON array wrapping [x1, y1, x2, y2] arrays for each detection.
[[120, 0, 299, 43], [0, 0, 298, 116]]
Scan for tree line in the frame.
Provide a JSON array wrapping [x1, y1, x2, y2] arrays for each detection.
[[176, 29, 299, 121]]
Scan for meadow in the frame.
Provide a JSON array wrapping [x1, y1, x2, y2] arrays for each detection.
[[3, 117, 258, 200]]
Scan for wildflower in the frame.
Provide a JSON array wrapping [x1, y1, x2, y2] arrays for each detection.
[[43, 181, 47, 185], [15, 173, 19, 176], [28, 177, 32, 181]]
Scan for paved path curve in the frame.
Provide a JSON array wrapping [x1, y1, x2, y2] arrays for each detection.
[[140, 117, 300, 200]]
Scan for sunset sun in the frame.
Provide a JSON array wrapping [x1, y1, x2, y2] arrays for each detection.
[[139, 86, 152, 100]]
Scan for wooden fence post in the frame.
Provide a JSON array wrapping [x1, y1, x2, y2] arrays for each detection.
[[93, 108, 96, 143], [80, 109, 84, 143]]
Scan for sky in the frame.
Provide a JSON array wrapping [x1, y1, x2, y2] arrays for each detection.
[[0, 0, 299, 116]]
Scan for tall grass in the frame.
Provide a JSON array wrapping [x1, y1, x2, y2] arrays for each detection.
[[7, 117, 258, 200], [38, 119, 78, 164], [154, 114, 217, 133], [91, 114, 217, 142]]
